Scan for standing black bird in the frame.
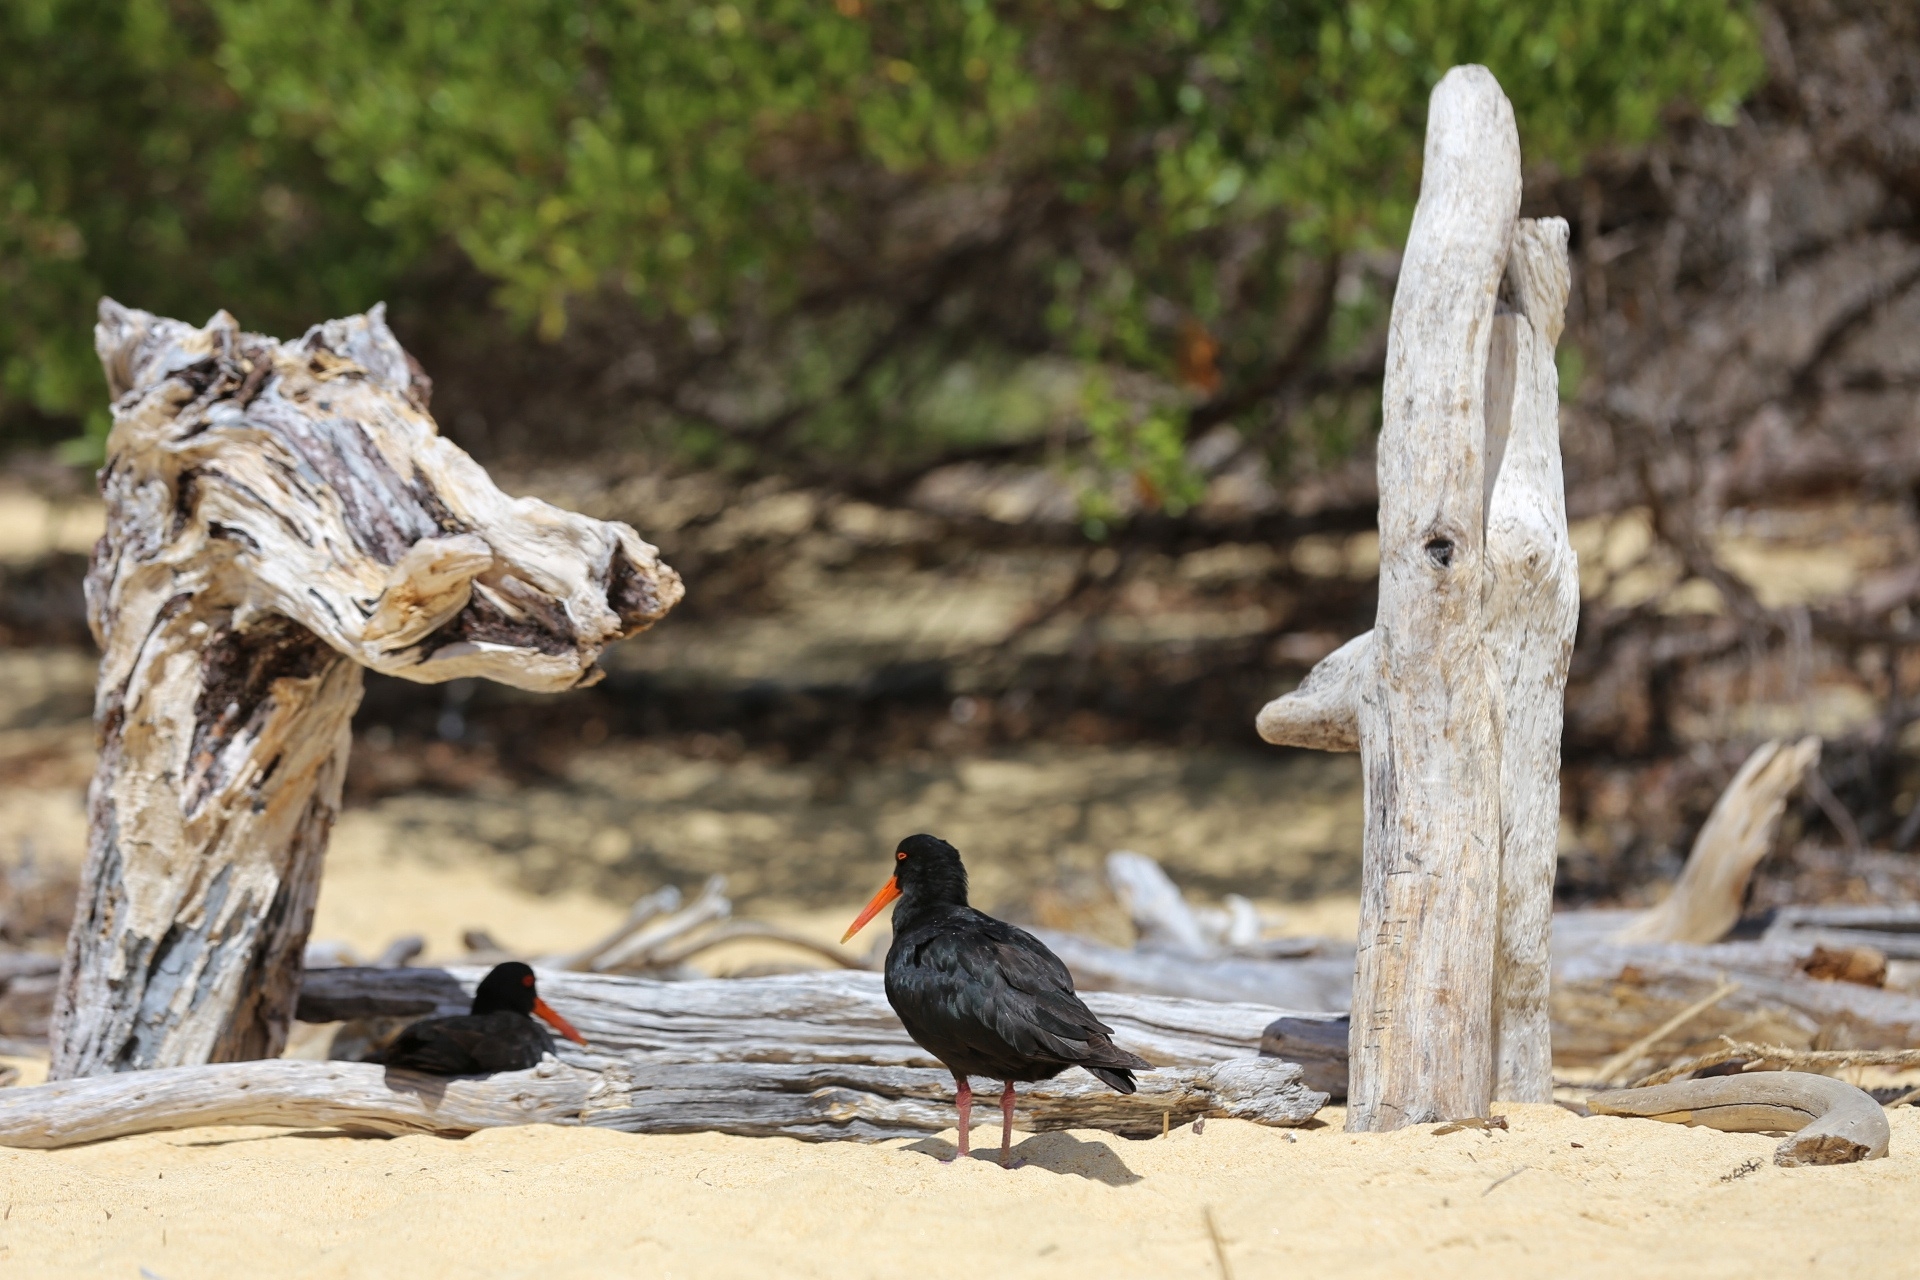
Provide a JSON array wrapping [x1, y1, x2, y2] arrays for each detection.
[[843, 833, 1151, 1165], [377, 962, 587, 1074]]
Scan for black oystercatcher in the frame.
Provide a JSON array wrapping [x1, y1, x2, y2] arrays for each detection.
[[843, 833, 1151, 1165], [378, 962, 587, 1074]]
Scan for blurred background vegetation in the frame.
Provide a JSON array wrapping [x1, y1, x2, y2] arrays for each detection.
[[13, 0, 1920, 930], [4, 0, 1759, 499]]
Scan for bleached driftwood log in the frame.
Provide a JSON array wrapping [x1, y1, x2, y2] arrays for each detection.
[[1588, 1072, 1889, 1167], [0, 1054, 1324, 1150], [1482, 218, 1580, 1103], [52, 302, 682, 1080], [1256, 66, 1578, 1128], [1033, 930, 1354, 1012], [1763, 903, 1920, 959], [1552, 939, 1920, 1065], [1614, 738, 1821, 944], [294, 966, 1337, 1069]]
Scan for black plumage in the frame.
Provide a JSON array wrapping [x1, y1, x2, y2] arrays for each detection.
[[378, 961, 586, 1075], [843, 833, 1151, 1163]]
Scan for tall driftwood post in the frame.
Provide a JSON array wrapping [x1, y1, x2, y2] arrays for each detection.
[[50, 301, 683, 1079], [1256, 66, 1577, 1128]]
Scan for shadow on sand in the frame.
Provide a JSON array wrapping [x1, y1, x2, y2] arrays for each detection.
[[902, 1130, 1142, 1185]]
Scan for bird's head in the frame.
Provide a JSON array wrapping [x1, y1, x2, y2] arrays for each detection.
[[469, 961, 588, 1044], [841, 833, 969, 943]]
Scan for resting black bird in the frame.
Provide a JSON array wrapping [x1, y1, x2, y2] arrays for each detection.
[[377, 962, 587, 1074], [843, 833, 1151, 1165]]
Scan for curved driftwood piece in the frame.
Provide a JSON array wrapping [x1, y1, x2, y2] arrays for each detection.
[[1484, 217, 1579, 1104], [52, 302, 683, 1081], [1615, 738, 1822, 945], [1588, 1071, 1889, 1167], [1254, 632, 1368, 752], [0, 1055, 1323, 1150], [294, 966, 1315, 1069]]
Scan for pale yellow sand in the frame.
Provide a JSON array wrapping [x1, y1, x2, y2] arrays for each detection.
[[2, 1103, 1916, 1278]]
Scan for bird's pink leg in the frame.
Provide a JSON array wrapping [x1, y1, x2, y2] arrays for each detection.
[[953, 1075, 972, 1159], [999, 1081, 1017, 1167]]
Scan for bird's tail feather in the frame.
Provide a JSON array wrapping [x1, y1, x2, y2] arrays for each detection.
[[1087, 1065, 1138, 1094]]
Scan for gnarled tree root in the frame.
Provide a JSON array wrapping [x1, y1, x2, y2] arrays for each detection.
[[1589, 1070, 1890, 1167]]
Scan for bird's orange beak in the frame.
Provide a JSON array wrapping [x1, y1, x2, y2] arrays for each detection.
[[533, 997, 588, 1045], [842, 875, 901, 944]]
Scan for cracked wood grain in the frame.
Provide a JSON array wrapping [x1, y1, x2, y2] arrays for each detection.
[[52, 302, 683, 1080]]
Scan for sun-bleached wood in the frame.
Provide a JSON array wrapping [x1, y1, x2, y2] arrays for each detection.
[[294, 966, 1319, 1068], [1254, 70, 1584, 1124], [1614, 738, 1821, 945], [51, 302, 683, 1081], [1253, 632, 1367, 751], [0, 1053, 1324, 1150], [1347, 63, 1516, 1131], [1588, 1072, 1889, 1167], [1553, 938, 1920, 1064], [1258, 66, 1520, 1130], [1032, 929, 1355, 1012], [1484, 217, 1579, 1103]]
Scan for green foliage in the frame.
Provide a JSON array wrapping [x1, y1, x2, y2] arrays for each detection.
[[2, 0, 1764, 481], [0, 0, 406, 456]]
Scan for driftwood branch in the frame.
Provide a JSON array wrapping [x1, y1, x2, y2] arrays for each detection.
[[0, 1054, 1324, 1150], [1484, 216, 1578, 1104], [1343, 65, 1518, 1131], [295, 966, 1324, 1069], [1033, 929, 1354, 1013], [1253, 68, 1587, 1127], [1589, 1072, 1889, 1167], [1552, 941, 1920, 1065], [1632, 1038, 1920, 1088], [54, 302, 683, 1079], [1615, 738, 1822, 945]]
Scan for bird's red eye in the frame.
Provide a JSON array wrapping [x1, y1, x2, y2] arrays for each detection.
[[523, 975, 534, 986], [896, 851, 907, 861]]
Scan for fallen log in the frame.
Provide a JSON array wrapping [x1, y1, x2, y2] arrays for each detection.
[[295, 966, 1340, 1069], [1032, 929, 1353, 1014], [0, 1054, 1325, 1150], [1588, 1071, 1889, 1167], [1552, 942, 1920, 1066], [1763, 904, 1920, 961]]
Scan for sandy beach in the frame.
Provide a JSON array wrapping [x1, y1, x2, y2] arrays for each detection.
[[1, 1103, 1913, 1278]]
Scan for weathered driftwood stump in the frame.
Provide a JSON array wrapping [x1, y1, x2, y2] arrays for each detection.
[[51, 302, 683, 1079], [1256, 66, 1578, 1128]]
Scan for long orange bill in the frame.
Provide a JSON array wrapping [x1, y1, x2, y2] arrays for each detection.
[[533, 997, 588, 1045], [842, 875, 901, 944]]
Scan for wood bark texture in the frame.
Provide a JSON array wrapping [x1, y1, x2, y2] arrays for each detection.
[[52, 302, 683, 1081], [1553, 939, 1920, 1064], [1345, 64, 1516, 1130], [0, 1054, 1324, 1150], [294, 966, 1324, 1069], [1254, 68, 1582, 1125], [1484, 217, 1579, 1104], [1613, 737, 1821, 945], [1348, 66, 1521, 1130], [1588, 1072, 1889, 1167]]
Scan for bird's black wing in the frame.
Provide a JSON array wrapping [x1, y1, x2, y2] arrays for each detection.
[[896, 913, 1150, 1084], [377, 1016, 487, 1074], [377, 1013, 551, 1075]]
